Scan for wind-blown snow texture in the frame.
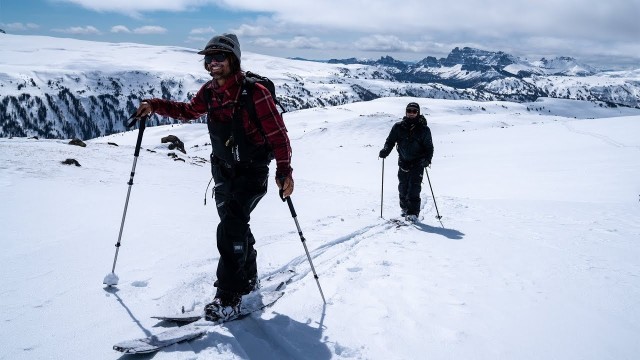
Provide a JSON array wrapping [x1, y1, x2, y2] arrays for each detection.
[[1, 93, 640, 359]]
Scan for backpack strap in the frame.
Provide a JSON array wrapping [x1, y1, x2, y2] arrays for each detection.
[[202, 80, 236, 115], [234, 78, 274, 161], [244, 71, 287, 115], [240, 78, 268, 144]]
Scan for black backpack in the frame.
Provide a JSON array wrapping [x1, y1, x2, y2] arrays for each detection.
[[204, 71, 285, 165], [242, 71, 286, 120]]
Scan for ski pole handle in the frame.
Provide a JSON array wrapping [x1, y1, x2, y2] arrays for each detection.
[[279, 189, 297, 217], [127, 114, 148, 157], [126, 113, 147, 129]]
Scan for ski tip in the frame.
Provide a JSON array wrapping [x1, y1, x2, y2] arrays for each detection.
[[151, 314, 203, 323]]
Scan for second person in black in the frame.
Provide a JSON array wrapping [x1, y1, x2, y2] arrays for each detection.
[[379, 102, 434, 222]]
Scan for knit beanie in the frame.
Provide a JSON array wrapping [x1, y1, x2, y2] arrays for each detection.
[[198, 33, 241, 64], [406, 102, 420, 114]]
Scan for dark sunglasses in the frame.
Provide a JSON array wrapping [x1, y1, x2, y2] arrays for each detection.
[[204, 52, 227, 64], [406, 109, 418, 114]]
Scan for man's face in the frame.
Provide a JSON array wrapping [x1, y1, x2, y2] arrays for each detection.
[[406, 108, 418, 118], [205, 52, 232, 80]]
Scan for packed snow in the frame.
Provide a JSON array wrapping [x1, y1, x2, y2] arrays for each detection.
[[1, 93, 640, 359]]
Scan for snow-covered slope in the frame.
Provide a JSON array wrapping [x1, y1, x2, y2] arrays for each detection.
[[1, 96, 639, 359], [0, 34, 398, 139], [2, 34, 640, 141]]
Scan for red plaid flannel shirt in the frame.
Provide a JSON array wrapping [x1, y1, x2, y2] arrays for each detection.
[[145, 72, 292, 178]]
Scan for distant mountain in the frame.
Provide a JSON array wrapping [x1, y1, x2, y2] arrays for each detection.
[[330, 47, 599, 86], [1, 35, 639, 139], [326, 47, 640, 105], [533, 57, 598, 76], [328, 55, 410, 69], [287, 57, 325, 63]]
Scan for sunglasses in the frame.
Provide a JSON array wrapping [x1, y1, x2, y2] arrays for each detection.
[[204, 52, 228, 64], [406, 109, 418, 114]]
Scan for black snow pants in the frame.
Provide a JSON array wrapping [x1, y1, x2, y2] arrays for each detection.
[[398, 165, 424, 216], [211, 158, 269, 295]]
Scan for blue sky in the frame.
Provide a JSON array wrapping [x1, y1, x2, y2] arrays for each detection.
[[2, 0, 639, 69]]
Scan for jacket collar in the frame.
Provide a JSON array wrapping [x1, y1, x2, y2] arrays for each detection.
[[212, 71, 244, 93]]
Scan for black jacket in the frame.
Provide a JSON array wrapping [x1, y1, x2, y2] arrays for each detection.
[[380, 115, 434, 167]]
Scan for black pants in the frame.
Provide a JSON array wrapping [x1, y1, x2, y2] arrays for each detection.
[[398, 165, 424, 216], [211, 160, 269, 294]]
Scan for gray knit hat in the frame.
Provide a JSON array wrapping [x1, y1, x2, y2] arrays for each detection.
[[198, 33, 241, 63]]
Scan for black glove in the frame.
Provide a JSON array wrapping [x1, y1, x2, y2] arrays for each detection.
[[378, 149, 387, 159], [420, 158, 431, 168]]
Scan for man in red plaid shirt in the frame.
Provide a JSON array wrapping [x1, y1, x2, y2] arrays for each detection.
[[134, 33, 293, 321]]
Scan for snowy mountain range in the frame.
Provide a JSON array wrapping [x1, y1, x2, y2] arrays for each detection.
[[1, 34, 639, 140], [329, 47, 599, 78]]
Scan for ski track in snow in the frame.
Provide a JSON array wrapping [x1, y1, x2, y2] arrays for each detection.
[[562, 120, 640, 150]]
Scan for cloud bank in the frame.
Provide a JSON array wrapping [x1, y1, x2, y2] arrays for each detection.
[[54, 0, 640, 67]]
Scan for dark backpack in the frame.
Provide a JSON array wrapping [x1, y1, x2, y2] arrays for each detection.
[[242, 71, 286, 119], [204, 72, 285, 165], [237, 71, 287, 161]]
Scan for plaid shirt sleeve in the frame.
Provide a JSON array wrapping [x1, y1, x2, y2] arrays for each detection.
[[252, 84, 292, 178], [145, 83, 209, 121]]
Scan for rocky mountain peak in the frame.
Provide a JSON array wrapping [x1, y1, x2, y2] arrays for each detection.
[[441, 47, 517, 67]]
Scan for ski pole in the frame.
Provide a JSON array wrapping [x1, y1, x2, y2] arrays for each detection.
[[425, 167, 442, 220], [380, 158, 384, 218], [280, 191, 326, 304], [104, 115, 148, 286]]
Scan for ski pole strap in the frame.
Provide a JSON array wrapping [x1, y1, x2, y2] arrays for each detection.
[[126, 115, 137, 129], [126, 113, 147, 130], [204, 177, 214, 206]]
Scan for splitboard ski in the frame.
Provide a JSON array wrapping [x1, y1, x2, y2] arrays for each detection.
[[113, 291, 284, 354], [151, 270, 294, 323], [112, 325, 206, 354], [387, 217, 421, 228], [388, 218, 410, 228], [113, 271, 295, 354]]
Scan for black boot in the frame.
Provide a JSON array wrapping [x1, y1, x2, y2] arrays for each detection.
[[240, 274, 260, 295], [204, 288, 241, 322]]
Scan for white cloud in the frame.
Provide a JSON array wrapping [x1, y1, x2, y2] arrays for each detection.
[[110, 25, 131, 33], [0, 22, 40, 31], [252, 36, 339, 50], [52, 1, 640, 42], [133, 26, 167, 35], [185, 36, 208, 44], [110, 25, 166, 35], [190, 27, 216, 35], [52, 0, 640, 41], [52, 26, 102, 35], [222, 0, 640, 41], [230, 24, 276, 37], [52, 0, 640, 67], [354, 35, 429, 53], [55, 0, 212, 15]]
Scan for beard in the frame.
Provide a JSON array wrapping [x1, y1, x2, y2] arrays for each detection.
[[208, 63, 231, 80]]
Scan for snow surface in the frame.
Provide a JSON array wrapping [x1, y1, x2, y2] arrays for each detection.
[[1, 96, 640, 359]]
